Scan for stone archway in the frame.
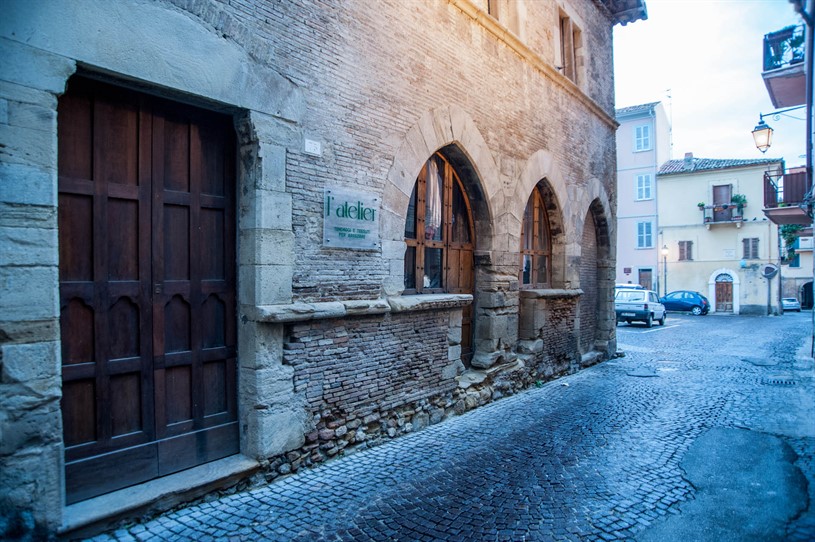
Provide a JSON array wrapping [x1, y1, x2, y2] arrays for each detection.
[[802, 281, 813, 310], [382, 106, 512, 369], [381, 105, 499, 296]]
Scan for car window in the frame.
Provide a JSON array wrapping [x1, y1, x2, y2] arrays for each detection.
[[666, 292, 679, 300], [616, 290, 645, 301], [650, 292, 659, 303]]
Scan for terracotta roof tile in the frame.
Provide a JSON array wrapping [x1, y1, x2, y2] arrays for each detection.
[[615, 102, 660, 119], [658, 157, 782, 176]]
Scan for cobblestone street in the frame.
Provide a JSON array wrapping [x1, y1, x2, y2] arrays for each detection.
[[88, 313, 815, 541]]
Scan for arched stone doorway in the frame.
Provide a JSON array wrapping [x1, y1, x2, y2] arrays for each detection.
[[715, 274, 734, 312], [403, 151, 477, 363], [802, 281, 813, 310]]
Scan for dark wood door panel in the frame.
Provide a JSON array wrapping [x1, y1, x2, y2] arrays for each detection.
[[59, 77, 237, 503], [65, 441, 159, 505]]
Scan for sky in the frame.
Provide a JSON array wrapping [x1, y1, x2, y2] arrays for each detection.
[[614, 0, 806, 165]]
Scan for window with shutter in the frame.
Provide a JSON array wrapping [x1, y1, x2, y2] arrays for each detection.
[[742, 237, 759, 259], [678, 241, 693, 261]]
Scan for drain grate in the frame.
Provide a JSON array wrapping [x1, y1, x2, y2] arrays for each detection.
[[762, 378, 797, 386]]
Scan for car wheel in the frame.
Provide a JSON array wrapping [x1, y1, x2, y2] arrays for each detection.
[[691, 306, 702, 316], [658, 313, 665, 326], [645, 314, 653, 328]]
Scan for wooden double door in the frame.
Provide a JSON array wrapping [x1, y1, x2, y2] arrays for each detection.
[[58, 78, 238, 503]]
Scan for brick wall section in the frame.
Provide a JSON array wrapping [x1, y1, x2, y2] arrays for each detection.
[[579, 211, 599, 352], [276, 310, 460, 473], [262, 298, 578, 480], [285, 312, 454, 416], [541, 297, 580, 376]]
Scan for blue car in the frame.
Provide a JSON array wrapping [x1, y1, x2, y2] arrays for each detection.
[[660, 290, 710, 315]]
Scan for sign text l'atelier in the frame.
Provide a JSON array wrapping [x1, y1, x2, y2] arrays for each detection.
[[323, 187, 380, 250]]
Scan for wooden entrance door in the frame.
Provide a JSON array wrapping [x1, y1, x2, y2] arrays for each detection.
[[715, 276, 734, 312], [638, 269, 653, 291], [58, 78, 238, 503], [713, 184, 733, 222]]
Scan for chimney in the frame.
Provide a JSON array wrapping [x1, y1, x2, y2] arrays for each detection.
[[683, 152, 693, 170]]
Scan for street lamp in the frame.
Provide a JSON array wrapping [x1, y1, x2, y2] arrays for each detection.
[[750, 105, 806, 153], [661, 244, 669, 296], [751, 118, 774, 153]]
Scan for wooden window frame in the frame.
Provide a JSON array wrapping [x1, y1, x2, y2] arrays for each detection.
[[678, 240, 693, 261], [559, 12, 581, 85], [404, 154, 475, 295], [519, 188, 552, 288], [743, 237, 760, 260], [487, 0, 500, 20]]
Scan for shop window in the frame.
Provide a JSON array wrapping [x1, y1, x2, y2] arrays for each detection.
[[404, 154, 475, 294], [520, 188, 552, 288]]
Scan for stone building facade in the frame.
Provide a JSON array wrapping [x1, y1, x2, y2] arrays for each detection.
[[0, 0, 645, 536]]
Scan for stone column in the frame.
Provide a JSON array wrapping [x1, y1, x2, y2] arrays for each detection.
[[236, 111, 307, 459], [0, 43, 74, 531]]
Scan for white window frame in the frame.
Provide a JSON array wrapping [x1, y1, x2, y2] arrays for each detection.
[[635, 173, 653, 200], [634, 124, 652, 152], [637, 221, 653, 249]]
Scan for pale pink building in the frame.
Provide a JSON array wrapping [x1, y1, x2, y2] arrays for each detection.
[[615, 102, 672, 292]]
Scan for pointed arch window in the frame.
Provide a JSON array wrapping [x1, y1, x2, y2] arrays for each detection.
[[404, 153, 474, 294], [520, 188, 552, 288]]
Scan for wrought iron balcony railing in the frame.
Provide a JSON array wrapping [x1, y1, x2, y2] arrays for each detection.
[[764, 170, 809, 208], [762, 169, 812, 225], [699, 203, 746, 225], [763, 24, 805, 72]]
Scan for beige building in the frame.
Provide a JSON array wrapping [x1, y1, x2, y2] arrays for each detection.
[[657, 154, 785, 314], [615, 102, 671, 292]]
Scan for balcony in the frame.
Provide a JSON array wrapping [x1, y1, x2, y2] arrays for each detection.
[[699, 203, 746, 228], [763, 169, 812, 225], [761, 24, 806, 108]]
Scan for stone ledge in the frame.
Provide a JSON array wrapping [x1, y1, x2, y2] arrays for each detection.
[[387, 293, 473, 313], [246, 294, 472, 323], [519, 288, 583, 299], [60, 454, 259, 539], [246, 298, 391, 323]]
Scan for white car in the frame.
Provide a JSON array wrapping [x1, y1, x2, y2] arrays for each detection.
[[615, 289, 666, 327], [782, 298, 802, 312]]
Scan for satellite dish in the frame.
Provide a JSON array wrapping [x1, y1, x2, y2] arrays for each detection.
[[762, 264, 779, 279]]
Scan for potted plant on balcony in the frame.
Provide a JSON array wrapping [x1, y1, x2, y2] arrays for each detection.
[[731, 194, 747, 212], [790, 30, 805, 63], [697, 202, 706, 210]]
